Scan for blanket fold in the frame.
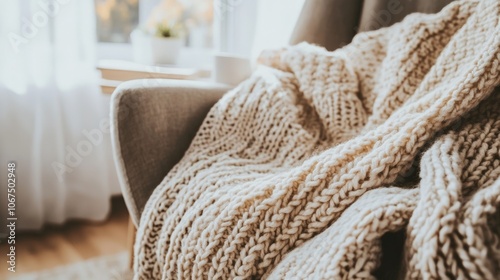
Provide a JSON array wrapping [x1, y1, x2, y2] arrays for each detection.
[[135, 0, 500, 279]]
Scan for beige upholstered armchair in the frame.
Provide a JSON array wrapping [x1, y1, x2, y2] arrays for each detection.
[[111, 0, 453, 227]]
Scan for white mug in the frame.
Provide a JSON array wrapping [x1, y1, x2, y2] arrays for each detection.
[[214, 53, 252, 86]]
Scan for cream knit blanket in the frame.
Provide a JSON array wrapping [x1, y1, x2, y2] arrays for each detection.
[[135, 0, 500, 279]]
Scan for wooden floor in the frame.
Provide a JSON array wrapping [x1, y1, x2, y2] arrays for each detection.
[[0, 197, 129, 279]]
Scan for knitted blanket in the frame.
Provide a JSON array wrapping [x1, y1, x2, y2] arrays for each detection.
[[135, 0, 500, 279]]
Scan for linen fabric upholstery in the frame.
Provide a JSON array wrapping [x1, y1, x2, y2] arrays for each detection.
[[110, 80, 230, 225]]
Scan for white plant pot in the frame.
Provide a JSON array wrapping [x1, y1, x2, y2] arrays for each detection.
[[130, 29, 183, 65], [151, 37, 183, 65]]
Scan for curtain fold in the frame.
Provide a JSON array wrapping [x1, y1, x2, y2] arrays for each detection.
[[0, 0, 118, 231]]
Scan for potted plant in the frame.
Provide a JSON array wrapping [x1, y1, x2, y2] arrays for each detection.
[[131, 0, 187, 65], [149, 22, 184, 64]]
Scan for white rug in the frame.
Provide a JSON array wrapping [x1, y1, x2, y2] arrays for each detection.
[[8, 252, 132, 280]]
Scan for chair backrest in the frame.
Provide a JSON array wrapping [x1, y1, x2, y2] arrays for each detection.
[[290, 0, 454, 51]]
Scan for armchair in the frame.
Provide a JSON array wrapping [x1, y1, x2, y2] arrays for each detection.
[[111, 79, 230, 225]]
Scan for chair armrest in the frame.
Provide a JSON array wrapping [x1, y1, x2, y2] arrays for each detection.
[[110, 79, 231, 226]]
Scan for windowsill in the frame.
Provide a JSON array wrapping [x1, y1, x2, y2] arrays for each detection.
[[96, 43, 214, 69], [96, 43, 215, 94]]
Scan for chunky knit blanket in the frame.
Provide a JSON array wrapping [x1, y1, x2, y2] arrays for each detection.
[[135, 1, 500, 279]]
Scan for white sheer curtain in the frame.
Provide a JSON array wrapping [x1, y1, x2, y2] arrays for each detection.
[[0, 0, 118, 231]]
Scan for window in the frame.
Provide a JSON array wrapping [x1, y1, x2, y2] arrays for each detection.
[[95, 0, 139, 43], [94, 0, 216, 61]]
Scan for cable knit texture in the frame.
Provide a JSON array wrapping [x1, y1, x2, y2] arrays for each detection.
[[135, 0, 500, 279]]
